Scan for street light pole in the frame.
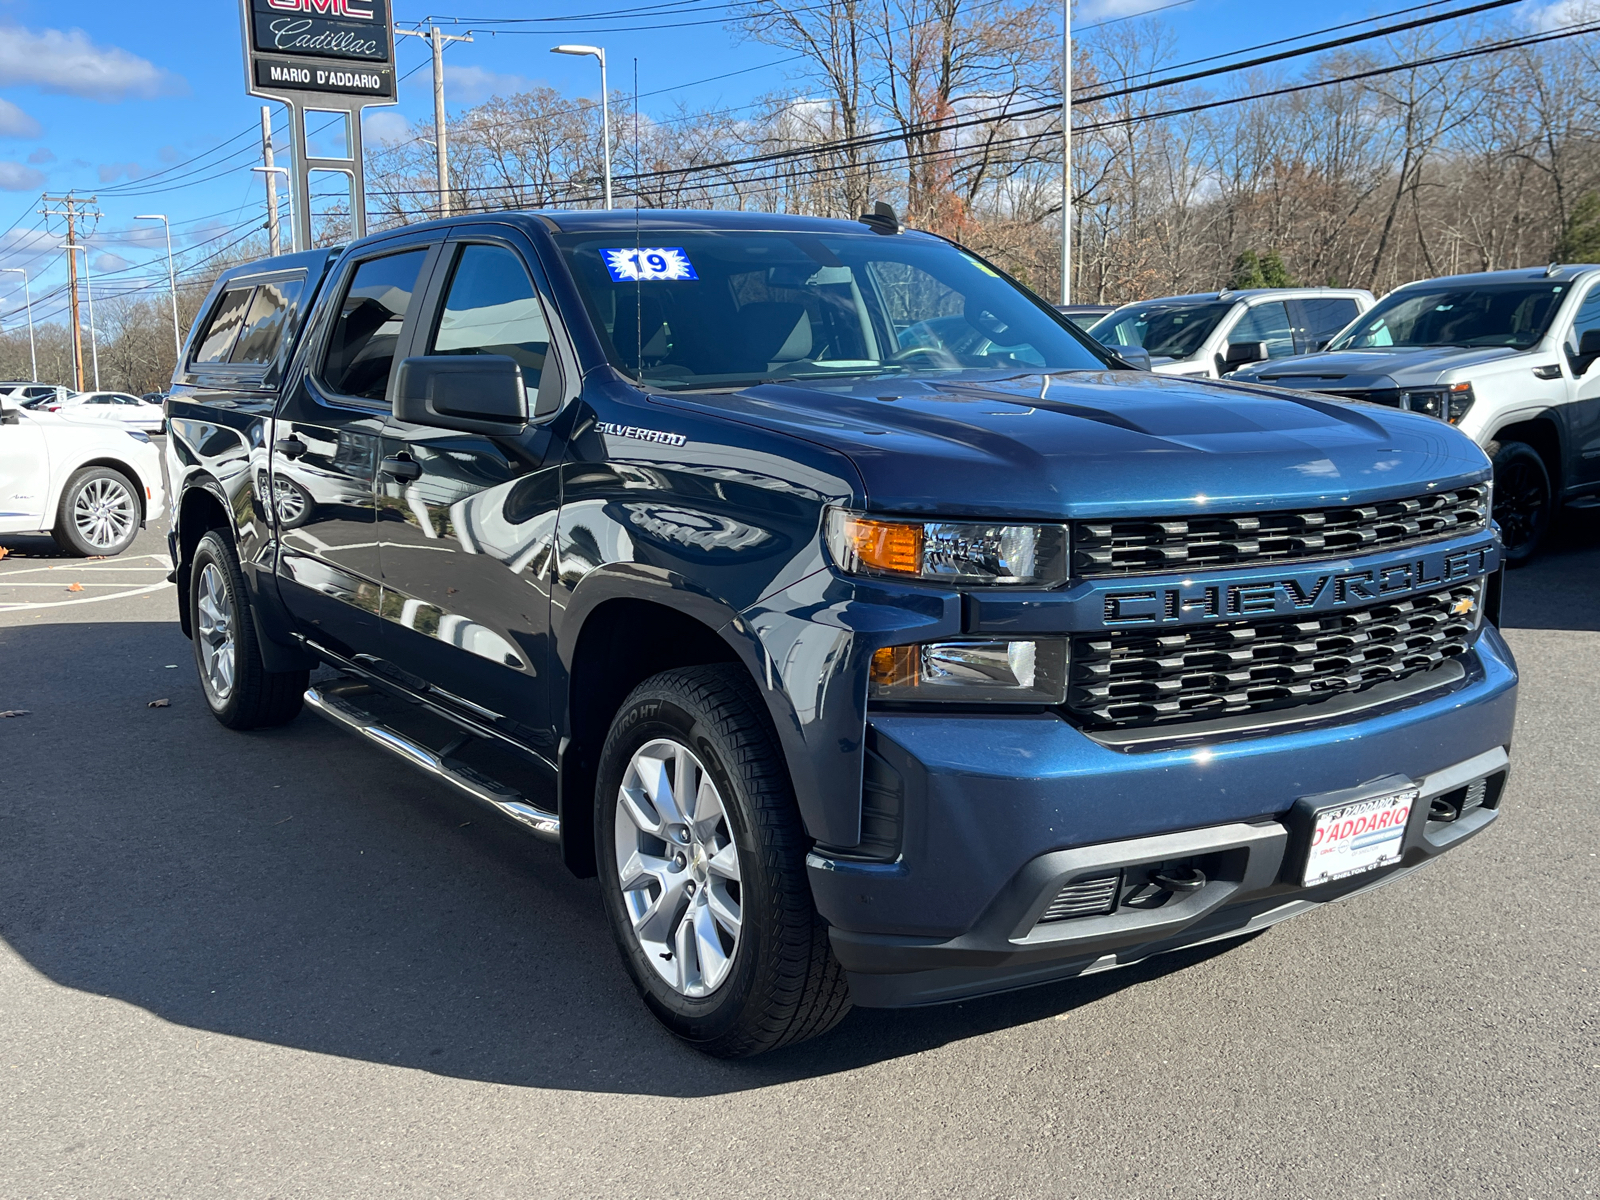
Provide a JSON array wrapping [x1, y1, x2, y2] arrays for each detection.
[[397, 24, 474, 218], [552, 45, 611, 210], [2, 267, 36, 381], [135, 215, 181, 368], [1060, 0, 1072, 305]]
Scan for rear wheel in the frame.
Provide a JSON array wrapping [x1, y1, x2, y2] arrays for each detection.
[[595, 665, 851, 1057], [53, 465, 139, 557], [189, 530, 307, 729], [1487, 440, 1552, 566]]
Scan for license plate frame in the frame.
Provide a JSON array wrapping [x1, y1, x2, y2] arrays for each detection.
[[1298, 786, 1417, 887]]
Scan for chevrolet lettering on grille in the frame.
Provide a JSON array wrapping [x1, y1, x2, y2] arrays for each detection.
[[1101, 542, 1497, 626]]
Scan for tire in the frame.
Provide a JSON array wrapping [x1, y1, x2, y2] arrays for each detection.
[[189, 530, 308, 730], [1486, 440, 1552, 566], [595, 665, 851, 1057], [52, 465, 140, 557]]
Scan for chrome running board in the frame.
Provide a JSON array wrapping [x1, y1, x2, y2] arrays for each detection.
[[304, 682, 560, 842]]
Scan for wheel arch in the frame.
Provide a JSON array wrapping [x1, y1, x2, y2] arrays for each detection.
[[555, 572, 805, 879], [1489, 413, 1565, 494], [173, 478, 235, 638], [56, 456, 151, 526]]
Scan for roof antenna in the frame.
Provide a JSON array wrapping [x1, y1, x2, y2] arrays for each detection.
[[858, 200, 900, 235]]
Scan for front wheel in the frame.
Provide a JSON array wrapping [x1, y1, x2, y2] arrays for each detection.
[[53, 465, 139, 557], [189, 530, 308, 729], [1487, 440, 1552, 566], [595, 665, 851, 1057]]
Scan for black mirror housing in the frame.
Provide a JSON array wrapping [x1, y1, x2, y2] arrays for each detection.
[[1224, 340, 1269, 367], [393, 355, 529, 435], [1116, 346, 1153, 371]]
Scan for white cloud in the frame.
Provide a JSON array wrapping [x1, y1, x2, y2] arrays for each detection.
[[91, 251, 128, 274], [26, 146, 53, 164], [442, 64, 532, 105], [0, 25, 184, 102], [362, 109, 411, 145], [1078, 0, 1179, 20], [1526, 0, 1600, 29], [0, 97, 39, 138], [0, 160, 45, 190]]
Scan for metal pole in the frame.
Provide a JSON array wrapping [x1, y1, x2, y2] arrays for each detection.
[[82, 248, 100, 391], [261, 107, 281, 255], [599, 50, 612, 210], [287, 102, 312, 252], [1060, 0, 1072, 305], [3, 269, 35, 380], [137, 216, 181, 366], [552, 46, 611, 210]]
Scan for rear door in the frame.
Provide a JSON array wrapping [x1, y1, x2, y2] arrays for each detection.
[[374, 228, 574, 754], [0, 406, 48, 532], [271, 236, 440, 657]]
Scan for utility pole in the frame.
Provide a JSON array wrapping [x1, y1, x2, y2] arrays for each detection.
[[397, 24, 473, 218], [40, 193, 98, 391], [261, 107, 281, 256], [1059, 0, 1072, 305]]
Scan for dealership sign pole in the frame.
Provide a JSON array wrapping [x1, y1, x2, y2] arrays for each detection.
[[239, 0, 398, 251]]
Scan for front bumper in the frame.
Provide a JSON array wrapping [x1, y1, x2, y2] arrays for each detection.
[[808, 627, 1518, 1007]]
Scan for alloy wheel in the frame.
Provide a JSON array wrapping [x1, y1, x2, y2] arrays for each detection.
[[195, 562, 237, 702], [613, 738, 744, 997], [72, 476, 135, 551]]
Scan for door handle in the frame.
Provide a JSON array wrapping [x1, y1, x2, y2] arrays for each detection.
[[274, 436, 307, 459], [381, 453, 422, 482]]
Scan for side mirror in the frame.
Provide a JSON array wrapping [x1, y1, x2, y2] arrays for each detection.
[[392, 355, 529, 435], [1575, 328, 1600, 376], [0, 406, 18, 425], [1224, 340, 1269, 367], [1115, 346, 1153, 371], [1313, 337, 1333, 351]]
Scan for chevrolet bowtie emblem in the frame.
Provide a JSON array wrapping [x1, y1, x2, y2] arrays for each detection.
[[1451, 596, 1476, 615]]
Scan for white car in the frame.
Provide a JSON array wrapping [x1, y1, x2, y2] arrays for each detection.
[[1089, 287, 1376, 378], [1230, 264, 1600, 562], [47, 390, 166, 433], [0, 396, 166, 556]]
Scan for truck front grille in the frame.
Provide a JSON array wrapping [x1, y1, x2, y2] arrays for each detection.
[[1068, 582, 1482, 728], [1072, 486, 1488, 578]]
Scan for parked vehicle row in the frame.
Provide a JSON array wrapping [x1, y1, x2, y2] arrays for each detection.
[[162, 208, 1513, 1056], [0, 391, 165, 556], [1086, 268, 1600, 561]]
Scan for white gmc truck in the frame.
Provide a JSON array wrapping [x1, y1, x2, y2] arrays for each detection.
[[1232, 265, 1600, 563]]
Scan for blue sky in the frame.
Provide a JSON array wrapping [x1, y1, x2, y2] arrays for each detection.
[[0, 0, 1561, 330]]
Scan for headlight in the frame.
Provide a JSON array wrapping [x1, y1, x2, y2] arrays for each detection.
[[870, 638, 1069, 704], [1401, 382, 1473, 424], [826, 509, 1068, 585], [125, 430, 151, 443]]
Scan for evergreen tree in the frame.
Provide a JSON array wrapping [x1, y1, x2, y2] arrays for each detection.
[[1557, 193, 1600, 262]]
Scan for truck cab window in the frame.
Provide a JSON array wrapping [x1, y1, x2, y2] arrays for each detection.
[[231, 277, 305, 365], [194, 288, 255, 364], [322, 249, 429, 401], [428, 244, 549, 386], [1231, 301, 1295, 358]]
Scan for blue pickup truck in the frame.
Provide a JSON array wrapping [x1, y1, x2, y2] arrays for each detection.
[[164, 209, 1516, 1056]]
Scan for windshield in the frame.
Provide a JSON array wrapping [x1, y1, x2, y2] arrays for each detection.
[[1330, 283, 1567, 350], [1089, 301, 1232, 359], [553, 229, 1109, 390]]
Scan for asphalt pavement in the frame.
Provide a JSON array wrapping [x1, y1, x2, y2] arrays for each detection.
[[1, 475, 1597, 1199]]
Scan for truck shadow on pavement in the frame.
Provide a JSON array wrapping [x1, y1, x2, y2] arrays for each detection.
[[1498, 509, 1600, 632], [0, 620, 1260, 1094]]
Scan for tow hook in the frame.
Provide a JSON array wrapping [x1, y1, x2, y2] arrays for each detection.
[[1151, 866, 1207, 893]]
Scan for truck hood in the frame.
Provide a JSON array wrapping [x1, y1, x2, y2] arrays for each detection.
[[1234, 345, 1523, 389], [657, 370, 1490, 519]]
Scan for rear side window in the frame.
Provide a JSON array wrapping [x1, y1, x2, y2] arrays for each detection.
[[1294, 297, 1359, 351], [194, 288, 255, 363], [231, 277, 305, 365], [322, 250, 429, 401]]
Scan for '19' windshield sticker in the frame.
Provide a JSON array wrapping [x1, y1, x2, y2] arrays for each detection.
[[601, 247, 699, 282]]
